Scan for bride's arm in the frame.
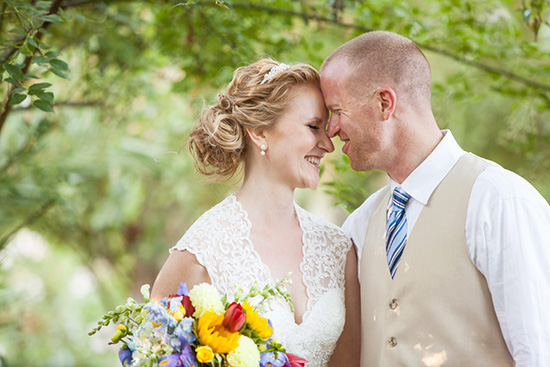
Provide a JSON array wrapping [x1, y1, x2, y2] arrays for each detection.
[[329, 244, 361, 367], [151, 249, 211, 300]]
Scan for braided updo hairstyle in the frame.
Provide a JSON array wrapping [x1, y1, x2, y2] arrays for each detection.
[[189, 58, 321, 179]]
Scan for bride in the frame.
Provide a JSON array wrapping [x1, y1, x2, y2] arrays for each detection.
[[151, 59, 360, 366]]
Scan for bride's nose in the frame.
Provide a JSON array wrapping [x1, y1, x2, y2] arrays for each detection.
[[318, 130, 335, 153]]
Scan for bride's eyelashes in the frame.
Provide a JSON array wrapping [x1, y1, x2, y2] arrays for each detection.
[[307, 124, 320, 130]]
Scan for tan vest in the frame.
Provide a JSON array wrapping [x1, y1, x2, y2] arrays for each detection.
[[360, 154, 513, 367]]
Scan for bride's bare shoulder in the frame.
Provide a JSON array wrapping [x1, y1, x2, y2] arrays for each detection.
[[151, 249, 211, 300]]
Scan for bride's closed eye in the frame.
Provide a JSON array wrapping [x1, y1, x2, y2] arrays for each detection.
[[307, 124, 320, 130]]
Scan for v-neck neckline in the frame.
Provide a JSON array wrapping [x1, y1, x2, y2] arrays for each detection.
[[229, 194, 312, 326]]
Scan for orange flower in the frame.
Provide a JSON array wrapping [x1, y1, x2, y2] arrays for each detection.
[[242, 301, 273, 339], [197, 311, 240, 354]]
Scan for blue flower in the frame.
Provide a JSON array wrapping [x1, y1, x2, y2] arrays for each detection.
[[144, 302, 177, 329], [174, 318, 196, 344], [260, 350, 290, 367], [118, 345, 132, 367], [177, 282, 189, 296]]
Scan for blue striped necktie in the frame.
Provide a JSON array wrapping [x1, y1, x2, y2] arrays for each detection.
[[386, 187, 411, 278]]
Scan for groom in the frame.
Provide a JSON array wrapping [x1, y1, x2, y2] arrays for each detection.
[[320, 31, 550, 366]]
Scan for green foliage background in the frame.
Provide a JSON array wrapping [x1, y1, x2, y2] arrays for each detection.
[[0, 0, 548, 365]]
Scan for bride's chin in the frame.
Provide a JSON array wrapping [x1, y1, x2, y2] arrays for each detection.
[[299, 177, 320, 190]]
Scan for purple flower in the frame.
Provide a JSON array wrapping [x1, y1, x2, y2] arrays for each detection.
[[164, 344, 198, 367], [179, 344, 198, 367], [118, 345, 132, 367], [260, 351, 290, 367]]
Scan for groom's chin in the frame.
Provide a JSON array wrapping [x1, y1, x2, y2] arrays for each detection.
[[348, 156, 366, 172]]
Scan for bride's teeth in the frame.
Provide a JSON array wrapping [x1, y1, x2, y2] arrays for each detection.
[[305, 157, 320, 165]]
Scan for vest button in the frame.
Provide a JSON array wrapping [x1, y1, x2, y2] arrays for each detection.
[[388, 337, 397, 347], [389, 299, 399, 310]]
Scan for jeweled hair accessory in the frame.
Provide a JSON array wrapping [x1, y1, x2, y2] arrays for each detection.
[[260, 63, 290, 85]]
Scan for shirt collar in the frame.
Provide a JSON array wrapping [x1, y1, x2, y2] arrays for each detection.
[[390, 130, 466, 205]]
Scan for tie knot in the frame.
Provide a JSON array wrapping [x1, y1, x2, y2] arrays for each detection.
[[392, 187, 411, 211]]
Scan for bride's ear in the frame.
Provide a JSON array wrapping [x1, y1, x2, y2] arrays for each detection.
[[245, 127, 268, 151]]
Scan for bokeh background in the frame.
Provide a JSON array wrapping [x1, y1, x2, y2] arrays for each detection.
[[0, 0, 549, 365]]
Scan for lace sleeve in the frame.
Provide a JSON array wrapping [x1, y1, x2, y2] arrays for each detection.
[[169, 196, 272, 296]]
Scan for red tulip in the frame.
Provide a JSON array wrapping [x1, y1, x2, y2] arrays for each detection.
[[287, 353, 308, 367], [180, 295, 195, 318], [223, 302, 246, 332]]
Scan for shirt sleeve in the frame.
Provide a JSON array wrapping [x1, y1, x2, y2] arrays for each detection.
[[467, 165, 550, 366], [342, 187, 386, 277]]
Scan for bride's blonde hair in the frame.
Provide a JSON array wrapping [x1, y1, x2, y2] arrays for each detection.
[[189, 58, 321, 179]]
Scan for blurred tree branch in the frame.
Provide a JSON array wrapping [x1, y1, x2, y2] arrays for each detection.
[[0, 0, 65, 135], [9, 100, 104, 112], [52, 0, 550, 95], [225, 2, 550, 94], [0, 198, 55, 247]]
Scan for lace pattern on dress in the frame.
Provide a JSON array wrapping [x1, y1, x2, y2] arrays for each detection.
[[171, 195, 352, 367]]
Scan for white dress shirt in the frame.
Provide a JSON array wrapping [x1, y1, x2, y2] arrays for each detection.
[[342, 130, 550, 367]]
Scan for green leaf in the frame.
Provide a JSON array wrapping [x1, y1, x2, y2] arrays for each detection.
[[36, 1, 52, 9], [33, 100, 54, 112], [9, 94, 27, 106], [49, 59, 70, 72], [49, 68, 70, 80], [12, 87, 26, 94], [32, 56, 49, 64], [20, 47, 33, 57], [5, 78, 19, 85], [27, 37, 38, 48], [29, 83, 52, 94], [5, 64, 25, 81], [9, 28, 28, 36], [40, 14, 63, 23], [36, 92, 54, 104], [45, 51, 60, 58]]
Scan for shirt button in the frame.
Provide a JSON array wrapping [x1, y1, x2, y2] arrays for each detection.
[[389, 299, 399, 310], [388, 337, 397, 347]]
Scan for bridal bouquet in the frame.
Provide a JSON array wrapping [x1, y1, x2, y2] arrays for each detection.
[[89, 278, 307, 367]]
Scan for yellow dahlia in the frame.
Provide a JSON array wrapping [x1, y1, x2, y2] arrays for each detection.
[[242, 301, 273, 338], [226, 335, 261, 367], [189, 283, 224, 318], [197, 310, 240, 354]]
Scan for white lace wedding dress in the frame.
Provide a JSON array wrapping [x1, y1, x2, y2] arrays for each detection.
[[171, 194, 352, 367]]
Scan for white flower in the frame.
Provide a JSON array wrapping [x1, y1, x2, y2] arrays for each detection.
[[188, 283, 224, 318], [226, 336, 261, 367]]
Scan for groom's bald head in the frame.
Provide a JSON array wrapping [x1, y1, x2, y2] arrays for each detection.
[[321, 31, 432, 105]]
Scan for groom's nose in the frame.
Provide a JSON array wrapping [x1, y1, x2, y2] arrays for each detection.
[[327, 115, 339, 138]]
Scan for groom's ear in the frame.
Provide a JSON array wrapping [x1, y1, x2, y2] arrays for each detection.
[[375, 87, 397, 121]]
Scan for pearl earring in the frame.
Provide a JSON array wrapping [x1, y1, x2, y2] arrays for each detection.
[[260, 144, 267, 156]]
